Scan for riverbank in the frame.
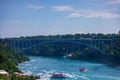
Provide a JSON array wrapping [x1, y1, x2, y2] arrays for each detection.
[[0, 42, 36, 80], [0, 42, 29, 73], [68, 53, 120, 67]]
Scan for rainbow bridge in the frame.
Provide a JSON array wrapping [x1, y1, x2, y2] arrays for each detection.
[[4, 38, 114, 54]]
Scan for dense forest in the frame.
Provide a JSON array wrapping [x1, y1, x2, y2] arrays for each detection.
[[12, 33, 120, 40]]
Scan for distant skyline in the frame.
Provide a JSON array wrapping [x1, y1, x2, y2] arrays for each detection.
[[0, 0, 120, 38]]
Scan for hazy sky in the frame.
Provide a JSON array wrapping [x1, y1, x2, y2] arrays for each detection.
[[0, 0, 120, 38]]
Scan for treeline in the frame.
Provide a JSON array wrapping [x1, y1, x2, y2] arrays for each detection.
[[6, 33, 120, 40]]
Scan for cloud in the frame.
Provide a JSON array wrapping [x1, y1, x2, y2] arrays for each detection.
[[67, 12, 83, 17], [28, 4, 44, 10], [107, 0, 120, 4], [51, 6, 73, 11], [86, 0, 120, 4], [67, 9, 120, 19]]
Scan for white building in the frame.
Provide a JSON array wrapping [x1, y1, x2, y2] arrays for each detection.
[[0, 70, 9, 76]]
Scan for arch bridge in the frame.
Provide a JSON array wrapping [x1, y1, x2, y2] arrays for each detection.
[[5, 38, 114, 54]]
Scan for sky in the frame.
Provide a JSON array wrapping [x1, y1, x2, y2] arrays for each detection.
[[0, 0, 120, 38]]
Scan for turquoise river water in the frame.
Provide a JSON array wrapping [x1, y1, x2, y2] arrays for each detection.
[[18, 56, 120, 80]]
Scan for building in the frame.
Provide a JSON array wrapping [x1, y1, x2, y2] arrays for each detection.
[[0, 70, 9, 76]]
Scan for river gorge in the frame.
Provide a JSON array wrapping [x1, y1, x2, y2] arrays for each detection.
[[18, 56, 120, 80]]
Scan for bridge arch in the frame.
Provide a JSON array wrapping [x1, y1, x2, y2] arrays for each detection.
[[19, 40, 105, 54]]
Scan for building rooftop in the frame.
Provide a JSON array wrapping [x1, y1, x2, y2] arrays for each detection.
[[0, 70, 9, 76]]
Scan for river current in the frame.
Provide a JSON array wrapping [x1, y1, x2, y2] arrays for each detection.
[[18, 56, 120, 80]]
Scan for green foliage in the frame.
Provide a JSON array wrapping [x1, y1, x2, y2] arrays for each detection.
[[0, 74, 10, 80], [0, 42, 32, 79], [106, 40, 120, 65], [15, 33, 120, 40], [0, 42, 29, 73]]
